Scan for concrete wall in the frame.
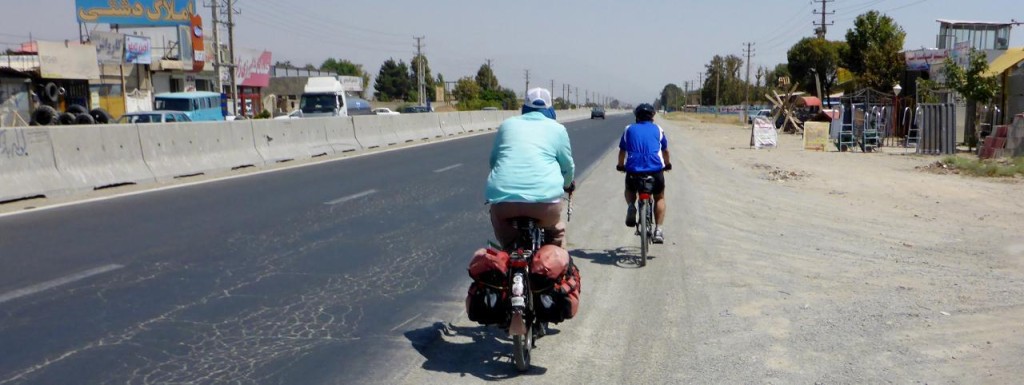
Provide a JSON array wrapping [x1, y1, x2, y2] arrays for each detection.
[[0, 108, 616, 202]]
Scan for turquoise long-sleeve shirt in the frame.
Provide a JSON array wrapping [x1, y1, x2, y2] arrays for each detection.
[[486, 112, 575, 203]]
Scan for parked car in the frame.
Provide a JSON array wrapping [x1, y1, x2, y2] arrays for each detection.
[[153, 91, 224, 121], [400, 105, 431, 113], [372, 107, 400, 115], [591, 107, 606, 119], [748, 109, 772, 124], [117, 111, 193, 124]]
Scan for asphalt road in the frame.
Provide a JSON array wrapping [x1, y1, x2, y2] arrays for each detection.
[[0, 115, 630, 385]]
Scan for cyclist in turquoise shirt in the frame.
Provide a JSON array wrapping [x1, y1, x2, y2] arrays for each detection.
[[486, 88, 575, 248]]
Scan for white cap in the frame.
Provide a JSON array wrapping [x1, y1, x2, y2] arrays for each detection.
[[524, 87, 553, 109]]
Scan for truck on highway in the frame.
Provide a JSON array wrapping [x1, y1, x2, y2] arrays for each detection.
[[299, 77, 348, 118]]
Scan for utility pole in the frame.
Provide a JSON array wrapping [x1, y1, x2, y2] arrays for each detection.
[[523, 69, 530, 99], [715, 63, 721, 117], [684, 81, 690, 107], [203, 0, 220, 93], [206, 0, 223, 95], [743, 42, 755, 122], [813, 0, 835, 39], [574, 86, 579, 107], [698, 72, 704, 106], [226, 0, 239, 116], [415, 36, 425, 106]]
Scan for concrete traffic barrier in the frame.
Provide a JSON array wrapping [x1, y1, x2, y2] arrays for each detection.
[[139, 120, 264, 180], [49, 124, 154, 192], [437, 112, 464, 136], [459, 111, 483, 133], [252, 118, 333, 163], [392, 113, 444, 142], [322, 117, 361, 153], [0, 127, 70, 201], [352, 114, 401, 148]]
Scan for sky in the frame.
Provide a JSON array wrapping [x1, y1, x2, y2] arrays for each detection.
[[2, 0, 1022, 104]]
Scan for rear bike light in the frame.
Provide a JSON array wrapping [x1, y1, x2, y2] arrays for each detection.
[[638, 193, 652, 200], [509, 259, 529, 268]]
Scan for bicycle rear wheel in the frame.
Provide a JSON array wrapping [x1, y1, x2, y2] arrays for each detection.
[[639, 200, 649, 266], [512, 321, 532, 371]]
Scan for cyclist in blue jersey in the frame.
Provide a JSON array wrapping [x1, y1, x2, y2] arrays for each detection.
[[486, 88, 576, 248], [615, 103, 671, 243]]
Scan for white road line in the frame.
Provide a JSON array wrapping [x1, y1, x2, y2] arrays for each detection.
[[324, 189, 377, 205], [433, 163, 462, 173], [390, 312, 422, 332], [0, 264, 125, 304]]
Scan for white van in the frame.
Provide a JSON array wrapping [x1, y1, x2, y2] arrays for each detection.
[[299, 77, 349, 118]]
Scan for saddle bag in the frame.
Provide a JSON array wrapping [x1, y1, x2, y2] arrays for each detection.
[[466, 281, 508, 325], [468, 247, 509, 287], [533, 257, 581, 324]]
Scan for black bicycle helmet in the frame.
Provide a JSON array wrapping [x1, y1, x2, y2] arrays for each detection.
[[634, 103, 656, 122]]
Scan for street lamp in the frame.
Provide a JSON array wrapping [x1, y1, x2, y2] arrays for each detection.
[[893, 83, 903, 140]]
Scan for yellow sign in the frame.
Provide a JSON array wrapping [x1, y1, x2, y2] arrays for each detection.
[[803, 122, 830, 151], [837, 68, 854, 85], [76, 0, 194, 26]]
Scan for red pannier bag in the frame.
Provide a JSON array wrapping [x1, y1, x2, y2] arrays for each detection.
[[468, 247, 509, 287], [532, 247, 581, 324], [466, 248, 510, 325], [530, 244, 570, 281]]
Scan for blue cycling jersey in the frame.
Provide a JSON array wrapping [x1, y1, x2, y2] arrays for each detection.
[[619, 121, 668, 173]]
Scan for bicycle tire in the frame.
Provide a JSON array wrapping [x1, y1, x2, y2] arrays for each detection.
[[513, 322, 532, 371], [639, 200, 649, 266]]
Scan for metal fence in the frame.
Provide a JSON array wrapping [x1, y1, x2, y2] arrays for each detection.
[[907, 103, 957, 154]]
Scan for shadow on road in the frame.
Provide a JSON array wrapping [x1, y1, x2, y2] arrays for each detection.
[[404, 322, 548, 380], [569, 247, 653, 268]]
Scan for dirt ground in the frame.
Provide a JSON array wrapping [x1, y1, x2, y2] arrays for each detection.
[[650, 114, 1024, 383], [395, 113, 1024, 384]]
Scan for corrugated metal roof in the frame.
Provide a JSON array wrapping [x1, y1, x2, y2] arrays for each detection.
[[984, 48, 1024, 77], [936, 19, 1013, 27]]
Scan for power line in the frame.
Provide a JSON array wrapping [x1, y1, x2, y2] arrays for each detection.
[[246, 3, 408, 46]]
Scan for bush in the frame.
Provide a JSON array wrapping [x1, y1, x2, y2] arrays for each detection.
[[254, 110, 272, 119], [941, 156, 1024, 177], [456, 99, 503, 111]]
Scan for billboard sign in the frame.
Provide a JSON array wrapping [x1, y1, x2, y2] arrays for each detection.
[[89, 31, 125, 65], [235, 49, 272, 87], [904, 48, 948, 71], [338, 76, 364, 92], [37, 41, 100, 80], [125, 35, 152, 65], [191, 14, 205, 71], [76, 0, 195, 26]]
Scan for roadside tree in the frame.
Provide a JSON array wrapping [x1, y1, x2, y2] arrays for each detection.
[[374, 58, 413, 102], [842, 10, 906, 91], [943, 49, 1000, 147], [787, 37, 847, 101]]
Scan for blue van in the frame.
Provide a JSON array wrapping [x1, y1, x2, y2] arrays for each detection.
[[153, 91, 224, 121]]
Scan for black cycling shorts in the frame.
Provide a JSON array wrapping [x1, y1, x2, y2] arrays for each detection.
[[625, 171, 665, 194]]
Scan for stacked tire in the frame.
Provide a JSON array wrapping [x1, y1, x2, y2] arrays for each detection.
[[29, 105, 112, 126]]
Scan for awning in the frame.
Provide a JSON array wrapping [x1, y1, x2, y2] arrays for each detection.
[[985, 48, 1024, 77], [797, 96, 822, 107]]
